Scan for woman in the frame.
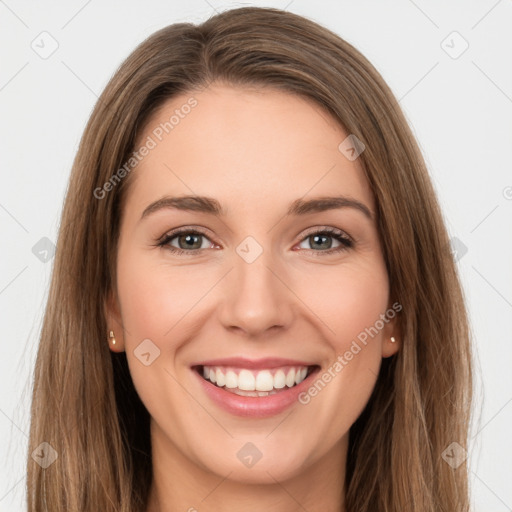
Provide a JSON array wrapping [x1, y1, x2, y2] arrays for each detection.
[[27, 6, 473, 511]]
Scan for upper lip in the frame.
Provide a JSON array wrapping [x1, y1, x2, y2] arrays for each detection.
[[191, 357, 317, 369]]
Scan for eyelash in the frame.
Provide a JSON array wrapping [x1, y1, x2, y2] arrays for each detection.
[[156, 226, 354, 256]]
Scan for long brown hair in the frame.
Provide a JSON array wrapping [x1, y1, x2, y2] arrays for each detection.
[[27, 6, 473, 511]]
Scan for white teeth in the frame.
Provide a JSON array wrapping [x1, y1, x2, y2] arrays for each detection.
[[295, 367, 307, 385], [255, 370, 274, 391], [274, 370, 286, 389], [238, 369, 255, 391], [216, 368, 225, 387], [225, 370, 238, 389], [200, 365, 311, 392], [285, 369, 296, 387]]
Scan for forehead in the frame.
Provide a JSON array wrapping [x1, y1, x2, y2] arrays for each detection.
[[125, 84, 375, 220]]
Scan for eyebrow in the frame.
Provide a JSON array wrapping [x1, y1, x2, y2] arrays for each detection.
[[140, 195, 373, 221]]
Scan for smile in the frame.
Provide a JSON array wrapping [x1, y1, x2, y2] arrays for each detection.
[[191, 358, 320, 417], [200, 365, 311, 396]]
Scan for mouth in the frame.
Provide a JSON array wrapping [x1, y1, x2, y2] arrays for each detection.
[[194, 364, 318, 396], [190, 359, 321, 417]]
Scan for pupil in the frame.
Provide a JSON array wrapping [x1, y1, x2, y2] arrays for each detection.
[[180, 234, 201, 249], [312, 234, 331, 250]]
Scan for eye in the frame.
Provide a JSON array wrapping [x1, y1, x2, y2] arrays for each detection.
[[157, 228, 215, 256], [296, 227, 353, 255], [156, 226, 354, 256]]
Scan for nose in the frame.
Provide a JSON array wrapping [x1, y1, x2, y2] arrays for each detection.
[[217, 247, 294, 338]]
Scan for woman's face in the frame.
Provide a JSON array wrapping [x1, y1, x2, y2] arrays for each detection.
[[107, 83, 399, 485]]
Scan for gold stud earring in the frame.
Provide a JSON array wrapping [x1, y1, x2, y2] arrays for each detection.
[[390, 336, 396, 343], [109, 330, 116, 345]]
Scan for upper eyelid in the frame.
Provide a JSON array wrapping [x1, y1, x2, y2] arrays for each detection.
[[301, 225, 352, 241]]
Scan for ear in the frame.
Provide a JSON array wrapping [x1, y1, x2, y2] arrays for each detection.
[[104, 289, 125, 352], [380, 301, 402, 359]]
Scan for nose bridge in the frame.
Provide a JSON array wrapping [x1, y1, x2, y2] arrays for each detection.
[[218, 240, 293, 335]]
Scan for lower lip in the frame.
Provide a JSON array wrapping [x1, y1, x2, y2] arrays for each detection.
[[193, 367, 318, 418]]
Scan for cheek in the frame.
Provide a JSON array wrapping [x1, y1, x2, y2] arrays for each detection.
[[293, 258, 389, 347], [293, 260, 389, 438], [116, 248, 198, 339], [116, 250, 195, 428]]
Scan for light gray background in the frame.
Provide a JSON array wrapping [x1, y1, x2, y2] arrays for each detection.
[[1, 1, 511, 510]]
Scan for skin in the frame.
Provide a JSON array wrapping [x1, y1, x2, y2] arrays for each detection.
[[105, 83, 400, 512]]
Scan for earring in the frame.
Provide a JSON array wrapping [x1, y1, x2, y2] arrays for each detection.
[[390, 336, 396, 343], [109, 330, 116, 345]]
